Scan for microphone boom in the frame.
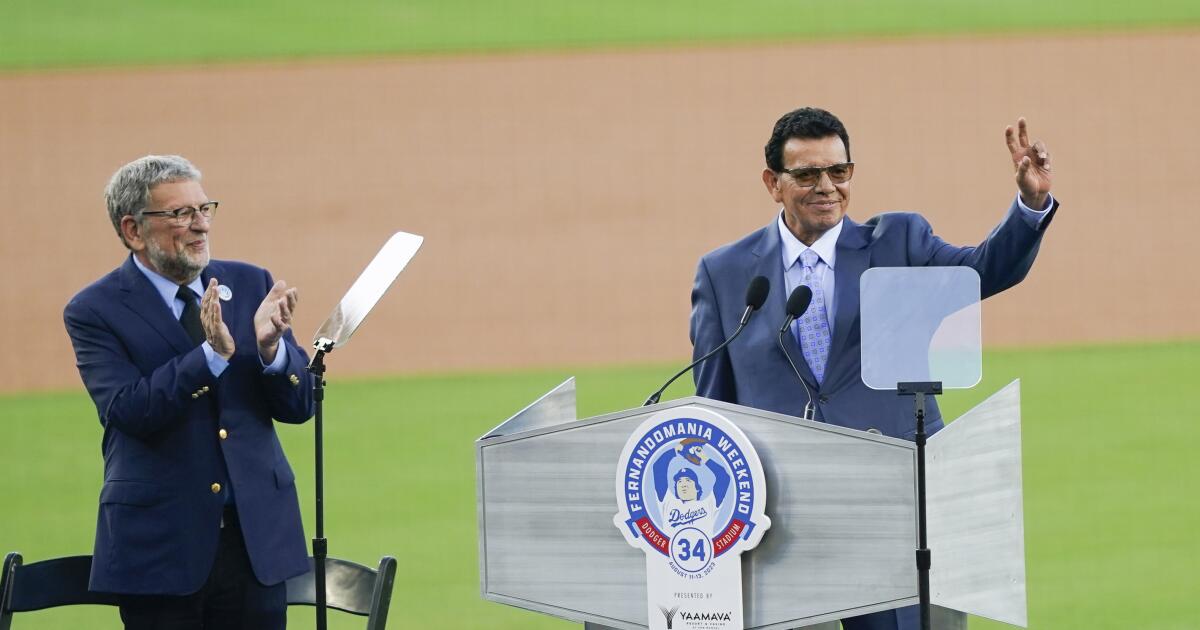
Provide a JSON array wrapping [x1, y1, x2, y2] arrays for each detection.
[[643, 276, 770, 406], [777, 286, 816, 420]]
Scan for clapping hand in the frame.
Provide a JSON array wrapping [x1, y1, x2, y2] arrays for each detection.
[[201, 278, 235, 360], [255, 280, 299, 364]]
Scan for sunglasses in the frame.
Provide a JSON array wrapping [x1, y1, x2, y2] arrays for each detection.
[[778, 162, 854, 187]]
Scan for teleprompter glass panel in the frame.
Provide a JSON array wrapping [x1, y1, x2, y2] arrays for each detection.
[[312, 231, 423, 349], [860, 267, 981, 390]]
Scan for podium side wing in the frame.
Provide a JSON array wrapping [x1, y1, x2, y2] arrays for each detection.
[[927, 380, 1027, 627]]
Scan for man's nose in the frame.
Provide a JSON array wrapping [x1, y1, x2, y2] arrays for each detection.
[[190, 212, 212, 231], [813, 171, 836, 193]]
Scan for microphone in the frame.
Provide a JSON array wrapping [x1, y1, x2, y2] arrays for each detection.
[[782, 285, 813, 329], [643, 276, 770, 406], [740, 275, 770, 325], [776, 286, 817, 420]]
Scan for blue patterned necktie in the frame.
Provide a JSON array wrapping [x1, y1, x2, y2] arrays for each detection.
[[795, 249, 832, 384]]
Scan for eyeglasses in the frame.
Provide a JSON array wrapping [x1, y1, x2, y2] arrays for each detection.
[[778, 162, 854, 187], [140, 201, 219, 226]]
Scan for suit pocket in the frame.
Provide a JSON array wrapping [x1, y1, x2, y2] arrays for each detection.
[[99, 480, 165, 506], [99, 481, 174, 578], [274, 460, 296, 489]]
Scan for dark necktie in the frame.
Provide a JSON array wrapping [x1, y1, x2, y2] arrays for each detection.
[[176, 286, 205, 347]]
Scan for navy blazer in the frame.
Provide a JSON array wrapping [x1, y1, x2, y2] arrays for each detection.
[[64, 256, 313, 595], [690, 199, 1057, 439]]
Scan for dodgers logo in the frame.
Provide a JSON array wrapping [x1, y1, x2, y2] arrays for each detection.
[[614, 406, 770, 576]]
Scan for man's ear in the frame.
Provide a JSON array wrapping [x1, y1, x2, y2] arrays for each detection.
[[762, 169, 783, 203], [120, 215, 146, 252]]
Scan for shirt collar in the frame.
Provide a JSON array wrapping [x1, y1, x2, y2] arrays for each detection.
[[131, 253, 204, 309], [776, 211, 842, 270]]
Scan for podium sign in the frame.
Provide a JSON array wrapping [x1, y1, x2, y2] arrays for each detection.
[[613, 407, 771, 630]]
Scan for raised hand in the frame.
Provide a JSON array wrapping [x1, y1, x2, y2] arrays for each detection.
[[201, 278, 235, 360], [254, 280, 299, 364], [1005, 117, 1053, 210]]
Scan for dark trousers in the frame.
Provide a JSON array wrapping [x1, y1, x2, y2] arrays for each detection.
[[118, 509, 286, 630]]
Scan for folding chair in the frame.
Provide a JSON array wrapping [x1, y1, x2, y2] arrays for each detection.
[[286, 555, 398, 630], [1, 552, 396, 630]]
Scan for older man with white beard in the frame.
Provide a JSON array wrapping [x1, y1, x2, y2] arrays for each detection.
[[64, 155, 313, 630]]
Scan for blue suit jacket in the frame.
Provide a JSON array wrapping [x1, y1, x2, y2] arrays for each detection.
[[64, 256, 313, 595], [690, 199, 1056, 438]]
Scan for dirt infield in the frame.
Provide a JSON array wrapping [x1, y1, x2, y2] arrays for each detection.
[[1, 31, 1197, 392]]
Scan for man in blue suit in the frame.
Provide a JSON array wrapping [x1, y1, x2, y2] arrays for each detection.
[[64, 155, 313, 629], [690, 108, 1056, 629]]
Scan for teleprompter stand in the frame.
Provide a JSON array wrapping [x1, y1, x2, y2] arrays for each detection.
[[898, 380, 943, 630], [306, 338, 334, 630], [305, 232, 424, 630]]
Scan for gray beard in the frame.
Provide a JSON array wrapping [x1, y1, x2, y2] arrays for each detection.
[[145, 239, 207, 284]]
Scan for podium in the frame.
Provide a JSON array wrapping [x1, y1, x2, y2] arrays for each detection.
[[476, 379, 1027, 629]]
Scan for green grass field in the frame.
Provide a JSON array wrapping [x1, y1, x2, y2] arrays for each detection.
[[1, 340, 1196, 629], [2, 0, 1199, 70]]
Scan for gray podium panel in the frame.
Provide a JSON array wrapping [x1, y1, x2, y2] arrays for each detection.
[[479, 411, 647, 628], [478, 397, 925, 629], [741, 408, 918, 628]]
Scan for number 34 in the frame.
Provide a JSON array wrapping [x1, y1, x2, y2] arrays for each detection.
[[676, 537, 707, 562]]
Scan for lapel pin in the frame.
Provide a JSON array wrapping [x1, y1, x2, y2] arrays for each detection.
[[218, 285, 233, 301]]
